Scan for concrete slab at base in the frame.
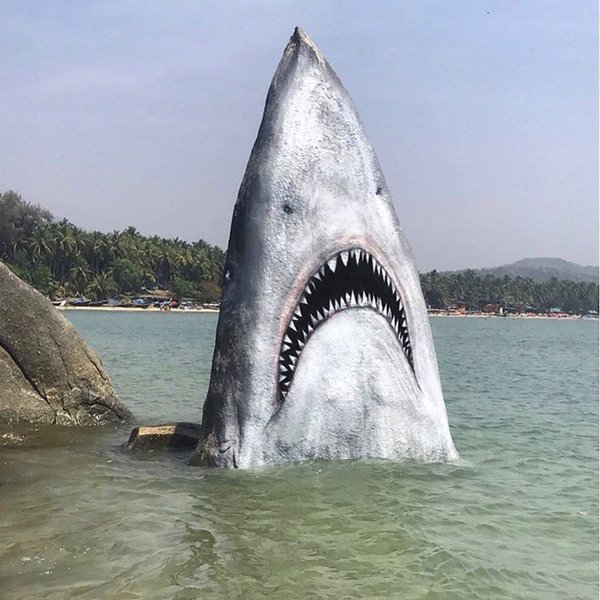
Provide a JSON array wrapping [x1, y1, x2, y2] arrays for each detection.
[[126, 422, 202, 451]]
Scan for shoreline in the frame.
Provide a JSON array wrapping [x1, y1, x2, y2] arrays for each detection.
[[56, 306, 597, 320], [58, 306, 219, 313], [428, 313, 597, 320]]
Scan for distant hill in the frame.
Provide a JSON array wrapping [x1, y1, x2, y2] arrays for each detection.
[[467, 258, 598, 283]]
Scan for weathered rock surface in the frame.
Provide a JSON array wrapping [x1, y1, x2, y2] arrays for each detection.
[[0, 262, 133, 425], [126, 423, 202, 451]]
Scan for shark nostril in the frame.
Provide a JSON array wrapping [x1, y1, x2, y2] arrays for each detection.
[[376, 186, 382, 195], [283, 203, 294, 214]]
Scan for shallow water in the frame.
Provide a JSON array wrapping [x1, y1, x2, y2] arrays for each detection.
[[1, 313, 597, 599]]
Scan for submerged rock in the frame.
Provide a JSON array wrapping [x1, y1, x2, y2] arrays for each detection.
[[126, 423, 202, 451], [0, 262, 133, 425]]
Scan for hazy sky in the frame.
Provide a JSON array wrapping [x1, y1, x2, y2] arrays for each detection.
[[1, 1, 597, 270]]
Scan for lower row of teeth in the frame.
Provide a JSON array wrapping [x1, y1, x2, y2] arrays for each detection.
[[288, 293, 407, 340]]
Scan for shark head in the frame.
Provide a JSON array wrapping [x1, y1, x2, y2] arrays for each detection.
[[192, 27, 458, 468]]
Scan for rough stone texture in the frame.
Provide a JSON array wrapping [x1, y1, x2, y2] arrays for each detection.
[[192, 28, 457, 468], [0, 261, 133, 425], [126, 422, 202, 451]]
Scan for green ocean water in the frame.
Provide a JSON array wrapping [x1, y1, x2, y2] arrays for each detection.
[[1, 313, 597, 599]]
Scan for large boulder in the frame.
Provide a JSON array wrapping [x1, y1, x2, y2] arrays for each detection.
[[0, 262, 133, 425]]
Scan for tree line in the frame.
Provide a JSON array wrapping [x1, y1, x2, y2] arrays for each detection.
[[419, 269, 598, 314], [1, 190, 597, 312], [0, 190, 225, 302]]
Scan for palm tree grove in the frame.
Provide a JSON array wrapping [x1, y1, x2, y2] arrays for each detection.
[[1, 190, 597, 313], [1, 190, 224, 303]]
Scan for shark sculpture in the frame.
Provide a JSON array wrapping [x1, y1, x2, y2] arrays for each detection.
[[191, 27, 458, 468]]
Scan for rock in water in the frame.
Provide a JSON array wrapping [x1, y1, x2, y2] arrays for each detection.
[[0, 262, 133, 425], [191, 28, 458, 468]]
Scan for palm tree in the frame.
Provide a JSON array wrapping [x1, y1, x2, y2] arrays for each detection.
[[68, 263, 90, 296], [86, 272, 118, 301]]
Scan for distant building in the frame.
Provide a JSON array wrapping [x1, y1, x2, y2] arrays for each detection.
[[483, 303, 500, 313], [135, 290, 172, 302]]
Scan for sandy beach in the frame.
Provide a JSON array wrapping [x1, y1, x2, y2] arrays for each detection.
[[428, 312, 595, 320], [56, 305, 596, 320], [57, 305, 220, 314]]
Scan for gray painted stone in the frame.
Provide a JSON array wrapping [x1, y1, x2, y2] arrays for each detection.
[[192, 28, 457, 468], [0, 261, 133, 425]]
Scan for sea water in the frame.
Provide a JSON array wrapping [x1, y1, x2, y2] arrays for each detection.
[[0, 313, 597, 599]]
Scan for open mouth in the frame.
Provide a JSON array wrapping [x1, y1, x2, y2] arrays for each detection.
[[278, 247, 413, 403]]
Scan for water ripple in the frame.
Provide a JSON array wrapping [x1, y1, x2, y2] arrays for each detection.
[[0, 315, 597, 599]]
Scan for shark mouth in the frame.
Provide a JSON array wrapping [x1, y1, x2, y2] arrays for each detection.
[[278, 247, 414, 403]]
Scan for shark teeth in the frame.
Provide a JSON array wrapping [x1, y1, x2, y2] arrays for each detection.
[[277, 246, 414, 403]]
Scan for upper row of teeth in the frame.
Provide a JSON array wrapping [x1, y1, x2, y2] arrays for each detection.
[[311, 249, 393, 286]]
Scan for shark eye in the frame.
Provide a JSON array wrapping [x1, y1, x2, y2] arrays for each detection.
[[283, 203, 294, 214], [223, 264, 234, 284]]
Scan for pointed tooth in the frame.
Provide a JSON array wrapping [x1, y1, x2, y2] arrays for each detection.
[[327, 257, 337, 273], [313, 271, 321, 282], [311, 314, 319, 327], [284, 334, 292, 345], [340, 250, 349, 266], [279, 373, 288, 382], [344, 292, 351, 306], [290, 354, 298, 366], [289, 320, 297, 332], [350, 290, 357, 305], [300, 295, 308, 306]]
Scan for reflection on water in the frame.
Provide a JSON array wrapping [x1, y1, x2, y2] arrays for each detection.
[[0, 314, 597, 599]]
